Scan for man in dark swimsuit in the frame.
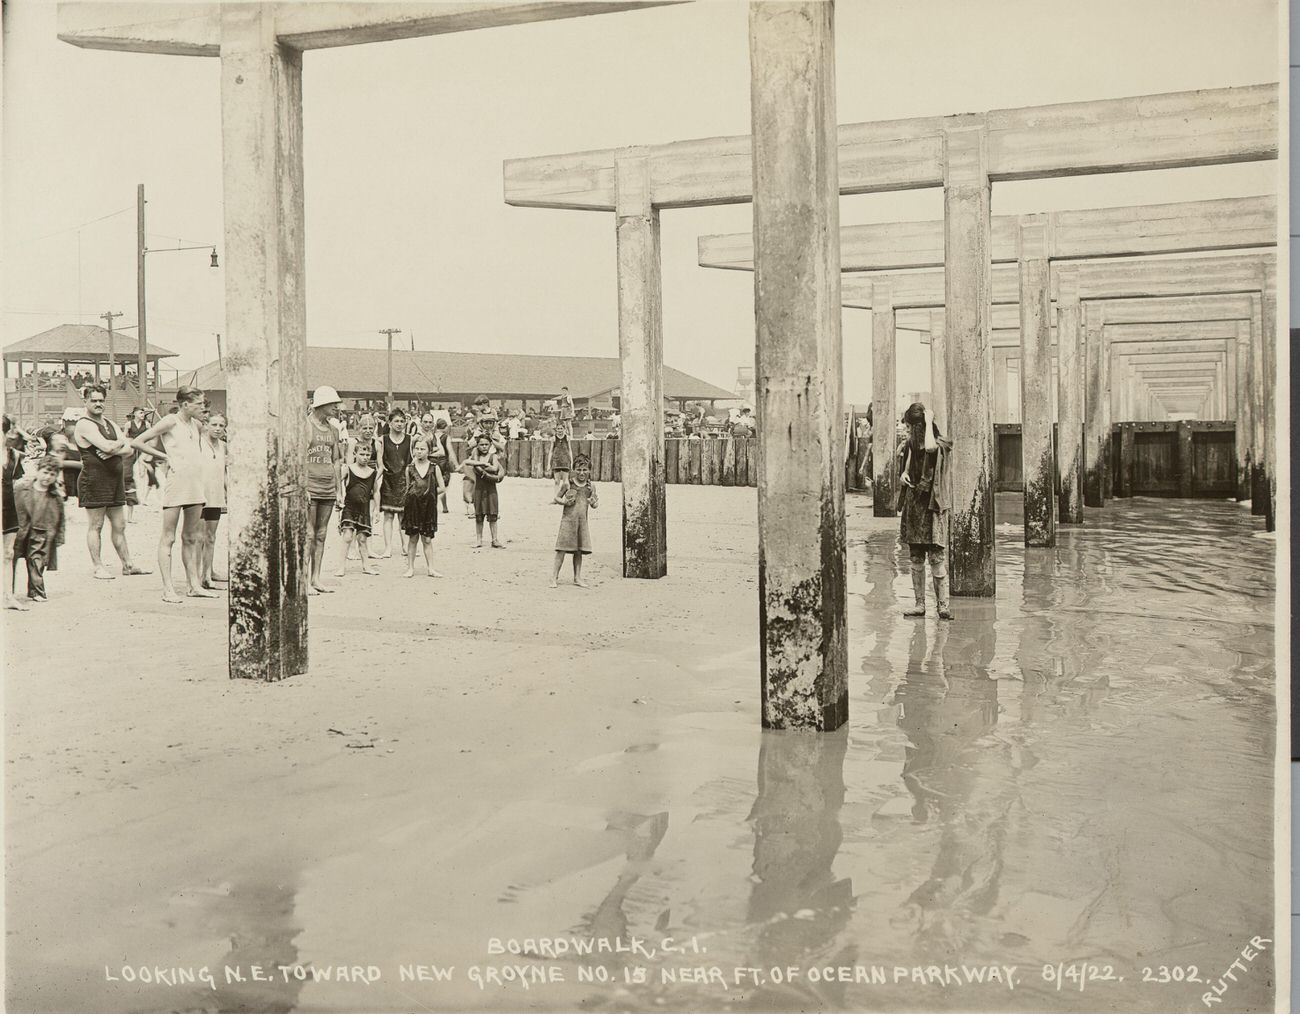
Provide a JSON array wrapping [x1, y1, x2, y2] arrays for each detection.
[[74, 385, 149, 580]]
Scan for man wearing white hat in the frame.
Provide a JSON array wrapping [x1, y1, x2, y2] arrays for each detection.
[[306, 385, 344, 595]]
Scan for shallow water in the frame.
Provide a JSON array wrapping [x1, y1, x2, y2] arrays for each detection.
[[7, 491, 1276, 1013]]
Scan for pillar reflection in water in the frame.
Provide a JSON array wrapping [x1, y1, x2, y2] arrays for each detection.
[[892, 613, 1017, 952], [746, 728, 852, 1001]]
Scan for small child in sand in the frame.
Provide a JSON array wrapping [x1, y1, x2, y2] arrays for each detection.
[[551, 452, 597, 588], [402, 436, 446, 577], [463, 433, 504, 549], [550, 419, 573, 497], [12, 455, 66, 602], [335, 438, 382, 577]]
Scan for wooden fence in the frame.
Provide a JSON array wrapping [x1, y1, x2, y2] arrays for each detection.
[[447, 437, 760, 487]]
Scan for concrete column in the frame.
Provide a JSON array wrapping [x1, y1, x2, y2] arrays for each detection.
[[871, 285, 896, 516], [1082, 302, 1105, 508], [1176, 421, 1194, 497], [1017, 216, 1054, 547], [1261, 277, 1276, 531], [220, 5, 308, 681], [1101, 326, 1113, 500], [1249, 294, 1266, 515], [943, 122, 994, 597], [1118, 423, 1134, 498], [615, 155, 667, 578], [750, 0, 846, 731], [992, 347, 1009, 422], [1235, 320, 1252, 500], [929, 310, 948, 432], [1056, 276, 1084, 524]]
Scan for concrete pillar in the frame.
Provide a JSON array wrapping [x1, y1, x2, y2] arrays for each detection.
[[1176, 421, 1194, 497], [1118, 423, 1134, 498], [871, 285, 896, 516], [615, 155, 667, 578], [220, 5, 308, 681], [992, 347, 1009, 423], [1261, 277, 1276, 531], [1101, 327, 1113, 500], [1082, 302, 1105, 508], [750, 0, 847, 731], [1017, 217, 1054, 547], [1056, 276, 1084, 524], [1235, 320, 1252, 500], [1249, 294, 1266, 515], [943, 122, 994, 597], [929, 310, 948, 432]]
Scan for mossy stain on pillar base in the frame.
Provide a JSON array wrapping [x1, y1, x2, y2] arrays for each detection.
[[1250, 464, 1267, 516], [949, 471, 995, 597], [1023, 454, 1055, 547], [758, 566, 848, 733], [621, 461, 667, 580]]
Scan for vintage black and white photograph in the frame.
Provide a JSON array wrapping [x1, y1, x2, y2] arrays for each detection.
[[1, 0, 1288, 1011]]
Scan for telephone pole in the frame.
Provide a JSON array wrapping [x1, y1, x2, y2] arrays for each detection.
[[101, 310, 123, 394], [379, 328, 402, 404], [137, 184, 148, 410], [216, 333, 223, 371]]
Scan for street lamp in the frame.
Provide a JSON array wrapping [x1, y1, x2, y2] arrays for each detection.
[[137, 183, 219, 411]]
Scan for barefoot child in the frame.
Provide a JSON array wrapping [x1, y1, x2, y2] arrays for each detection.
[[378, 408, 411, 558], [550, 419, 573, 497], [463, 433, 504, 548], [336, 439, 382, 578], [551, 452, 597, 588], [402, 437, 445, 577]]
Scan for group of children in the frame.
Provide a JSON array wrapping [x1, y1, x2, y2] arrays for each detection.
[[330, 385, 597, 587]]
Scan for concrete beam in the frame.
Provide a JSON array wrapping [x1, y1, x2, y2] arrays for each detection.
[[751, 1, 846, 731], [58, 1, 683, 54], [505, 84, 1277, 211], [698, 194, 1275, 272], [896, 292, 1252, 332], [838, 253, 1272, 309]]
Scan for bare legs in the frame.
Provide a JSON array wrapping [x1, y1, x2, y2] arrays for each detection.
[[337, 527, 378, 577], [306, 500, 333, 594], [159, 504, 211, 602], [550, 551, 587, 588], [473, 517, 502, 548], [404, 534, 439, 578], [87, 505, 142, 579], [201, 517, 226, 588], [380, 510, 401, 558]]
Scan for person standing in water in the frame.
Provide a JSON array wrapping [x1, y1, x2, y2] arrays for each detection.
[[892, 401, 954, 620]]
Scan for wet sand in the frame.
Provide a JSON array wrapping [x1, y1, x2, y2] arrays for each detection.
[[4, 482, 1276, 1013]]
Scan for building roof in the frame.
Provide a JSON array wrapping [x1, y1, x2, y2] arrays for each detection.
[[3, 324, 177, 362], [169, 346, 736, 402]]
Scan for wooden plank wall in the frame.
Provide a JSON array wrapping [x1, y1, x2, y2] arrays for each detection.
[[452, 438, 760, 487], [991, 422, 1235, 499]]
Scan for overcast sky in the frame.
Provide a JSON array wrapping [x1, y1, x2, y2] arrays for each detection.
[[1, 0, 1281, 404]]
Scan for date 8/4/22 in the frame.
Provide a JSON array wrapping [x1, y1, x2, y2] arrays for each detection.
[[1040, 964, 1205, 992]]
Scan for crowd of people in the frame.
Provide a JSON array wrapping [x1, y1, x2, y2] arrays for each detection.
[[1, 384, 603, 609]]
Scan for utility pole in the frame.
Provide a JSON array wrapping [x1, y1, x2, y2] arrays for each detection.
[[379, 328, 402, 404], [216, 333, 223, 371], [101, 310, 123, 401], [137, 183, 149, 411]]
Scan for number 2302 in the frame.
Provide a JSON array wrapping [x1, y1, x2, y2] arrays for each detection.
[[1142, 966, 1202, 984]]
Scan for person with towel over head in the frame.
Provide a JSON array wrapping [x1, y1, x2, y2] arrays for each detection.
[[891, 402, 954, 620]]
